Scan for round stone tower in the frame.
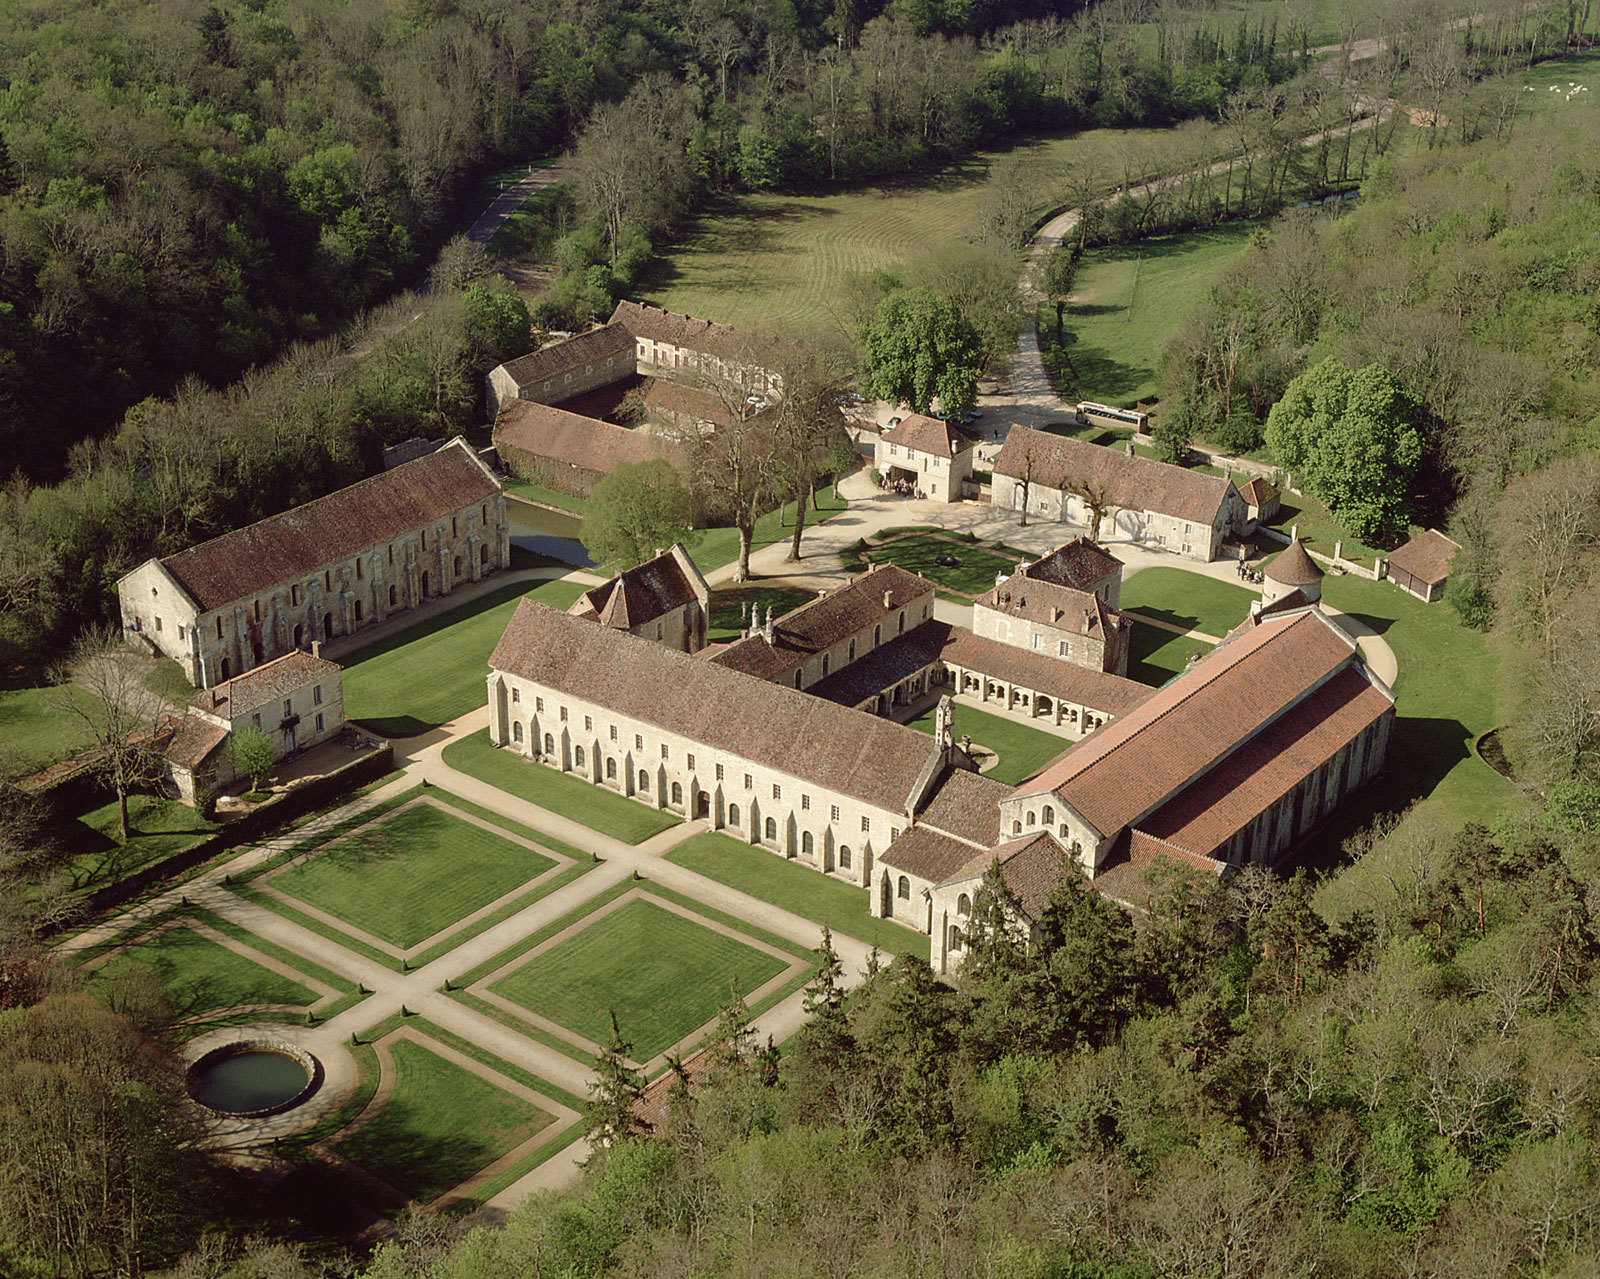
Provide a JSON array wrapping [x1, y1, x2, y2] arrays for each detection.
[[1262, 536, 1324, 605]]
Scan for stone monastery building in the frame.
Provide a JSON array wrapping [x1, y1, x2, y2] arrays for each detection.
[[118, 439, 506, 688], [566, 544, 711, 654], [485, 551, 1393, 971]]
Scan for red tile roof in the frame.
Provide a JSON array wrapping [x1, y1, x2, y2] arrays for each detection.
[[1264, 537, 1324, 586], [709, 566, 933, 683], [490, 601, 937, 813], [492, 399, 680, 475], [947, 832, 1077, 919], [495, 323, 633, 393], [632, 1046, 717, 1133], [915, 767, 1013, 845], [165, 716, 231, 770], [881, 414, 975, 458], [938, 626, 1151, 716], [1019, 611, 1376, 839], [1131, 665, 1393, 858], [1385, 529, 1460, 586], [994, 426, 1235, 525], [570, 547, 703, 631], [610, 300, 741, 354], [189, 650, 342, 719], [153, 440, 499, 612], [1090, 832, 1225, 909], [880, 825, 988, 883], [641, 379, 738, 425], [1021, 538, 1123, 592], [977, 574, 1124, 640], [1237, 477, 1279, 508]]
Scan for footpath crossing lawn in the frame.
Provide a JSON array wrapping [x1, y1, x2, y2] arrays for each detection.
[[687, 489, 848, 577], [1119, 567, 1255, 639], [441, 733, 680, 844], [92, 925, 316, 1020], [341, 577, 588, 737], [665, 831, 924, 957], [907, 703, 1071, 787], [336, 1037, 553, 1203], [490, 896, 787, 1059], [270, 803, 555, 948]]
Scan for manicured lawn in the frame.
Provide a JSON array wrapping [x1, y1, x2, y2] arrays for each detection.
[[1316, 574, 1519, 836], [441, 733, 680, 844], [1262, 492, 1385, 571], [91, 924, 316, 1020], [861, 534, 1021, 597], [55, 795, 220, 893], [270, 803, 554, 948], [906, 703, 1070, 787], [644, 129, 1173, 335], [502, 480, 589, 514], [491, 896, 788, 1059], [336, 1037, 553, 1203], [1040, 222, 1257, 405], [708, 586, 815, 642], [1119, 567, 1255, 639], [1128, 623, 1213, 686], [0, 683, 102, 774], [687, 488, 849, 577], [666, 831, 924, 957], [143, 659, 196, 707], [340, 577, 588, 737]]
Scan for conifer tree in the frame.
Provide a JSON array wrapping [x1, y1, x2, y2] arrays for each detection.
[[585, 1010, 647, 1152]]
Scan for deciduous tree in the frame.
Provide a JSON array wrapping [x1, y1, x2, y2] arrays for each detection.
[[583, 460, 696, 572], [857, 288, 984, 424]]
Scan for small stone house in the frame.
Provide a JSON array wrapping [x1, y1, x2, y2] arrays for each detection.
[[974, 541, 1130, 676], [1237, 477, 1281, 531], [118, 439, 507, 689], [165, 649, 344, 801], [1384, 530, 1460, 603], [992, 426, 1245, 561], [568, 544, 712, 653], [876, 414, 976, 502]]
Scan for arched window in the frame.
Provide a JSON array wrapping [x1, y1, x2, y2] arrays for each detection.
[[1026, 810, 1036, 826], [354, 600, 363, 622], [672, 782, 683, 805], [793, 671, 801, 688], [839, 845, 851, 869], [638, 771, 650, 791], [958, 893, 971, 915], [389, 586, 397, 607], [949, 924, 962, 951], [512, 722, 523, 743], [574, 746, 585, 768], [293, 623, 303, 648], [1043, 805, 1054, 825], [1060, 824, 1070, 839], [765, 816, 777, 840], [729, 803, 740, 826], [220, 658, 230, 679], [874, 624, 881, 645], [898, 613, 905, 634], [802, 831, 814, 855], [1012, 819, 1022, 835], [822, 654, 830, 675], [849, 639, 856, 660], [453, 555, 462, 579], [607, 758, 617, 779], [897, 876, 910, 900], [544, 733, 554, 753]]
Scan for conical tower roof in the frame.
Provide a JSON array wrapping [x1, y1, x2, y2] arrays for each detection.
[[1264, 537, 1324, 587]]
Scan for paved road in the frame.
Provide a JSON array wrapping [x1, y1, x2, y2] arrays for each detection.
[[466, 161, 570, 247]]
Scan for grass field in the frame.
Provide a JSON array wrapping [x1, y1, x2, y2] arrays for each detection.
[[55, 795, 220, 893], [1262, 492, 1385, 571], [1129, 623, 1214, 686], [502, 480, 589, 514], [859, 534, 1020, 597], [665, 831, 925, 956], [709, 586, 815, 642], [441, 733, 681, 844], [336, 1037, 553, 1203], [270, 804, 555, 948], [0, 683, 102, 774], [1120, 567, 1255, 639], [906, 702, 1070, 786], [92, 925, 316, 1021], [490, 896, 788, 1059], [341, 577, 588, 737], [643, 130, 1174, 336], [687, 488, 849, 577], [1043, 222, 1258, 406]]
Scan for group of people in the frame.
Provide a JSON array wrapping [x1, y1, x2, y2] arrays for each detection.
[[881, 475, 925, 499], [1235, 561, 1263, 584]]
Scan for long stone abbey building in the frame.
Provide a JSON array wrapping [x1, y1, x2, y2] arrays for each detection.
[[119, 440, 507, 688]]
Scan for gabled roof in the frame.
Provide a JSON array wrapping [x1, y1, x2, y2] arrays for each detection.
[[994, 426, 1236, 526], [709, 566, 933, 683], [145, 440, 499, 612], [494, 323, 633, 393], [1237, 476, 1279, 507], [1021, 538, 1123, 592], [190, 649, 342, 719], [916, 766, 1014, 846], [880, 413, 975, 458], [165, 716, 230, 771], [1017, 611, 1382, 840], [937, 626, 1150, 716], [1385, 529, 1460, 586], [490, 601, 937, 813], [610, 300, 741, 354], [977, 573, 1124, 640], [1264, 537, 1324, 587], [570, 545, 707, 632], [941, 832, 1078, 921], [492, 398, 680, 475]]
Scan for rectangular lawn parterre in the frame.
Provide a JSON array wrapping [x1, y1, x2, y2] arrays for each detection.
[[862, 535, 1021, 597], [906, 703, 1070, 786], [665, 831, 925, 956], [335, 1037, 553, 1203], [489, 896, 787, 1060], [340, 577, 588, 736], [1119, 567, 1255, 639], [441, 733, 680, 844], [269, 803, 555, 948], [91, 925, 317, 1021]]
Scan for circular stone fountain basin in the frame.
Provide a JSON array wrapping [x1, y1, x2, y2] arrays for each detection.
[[188, 1041, 319, 1117]]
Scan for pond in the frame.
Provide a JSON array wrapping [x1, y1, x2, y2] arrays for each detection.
[[190, 1048, 314, 1116], [506, 496, 594, 568]]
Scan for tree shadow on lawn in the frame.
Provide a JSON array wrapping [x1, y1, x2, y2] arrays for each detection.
[[337, 1097, 503, 1205], [1126, 604, 1204, 633], [341, 582, 537, 671]]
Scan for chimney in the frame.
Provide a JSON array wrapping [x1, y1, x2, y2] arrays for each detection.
[[211, 689, 221, 708], [762, 605, 775, 643], [312, 640, 322, 660], [883, 589, 892, 609], [961, 734, 971, 754], [1291, 523, 1299, 541]]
